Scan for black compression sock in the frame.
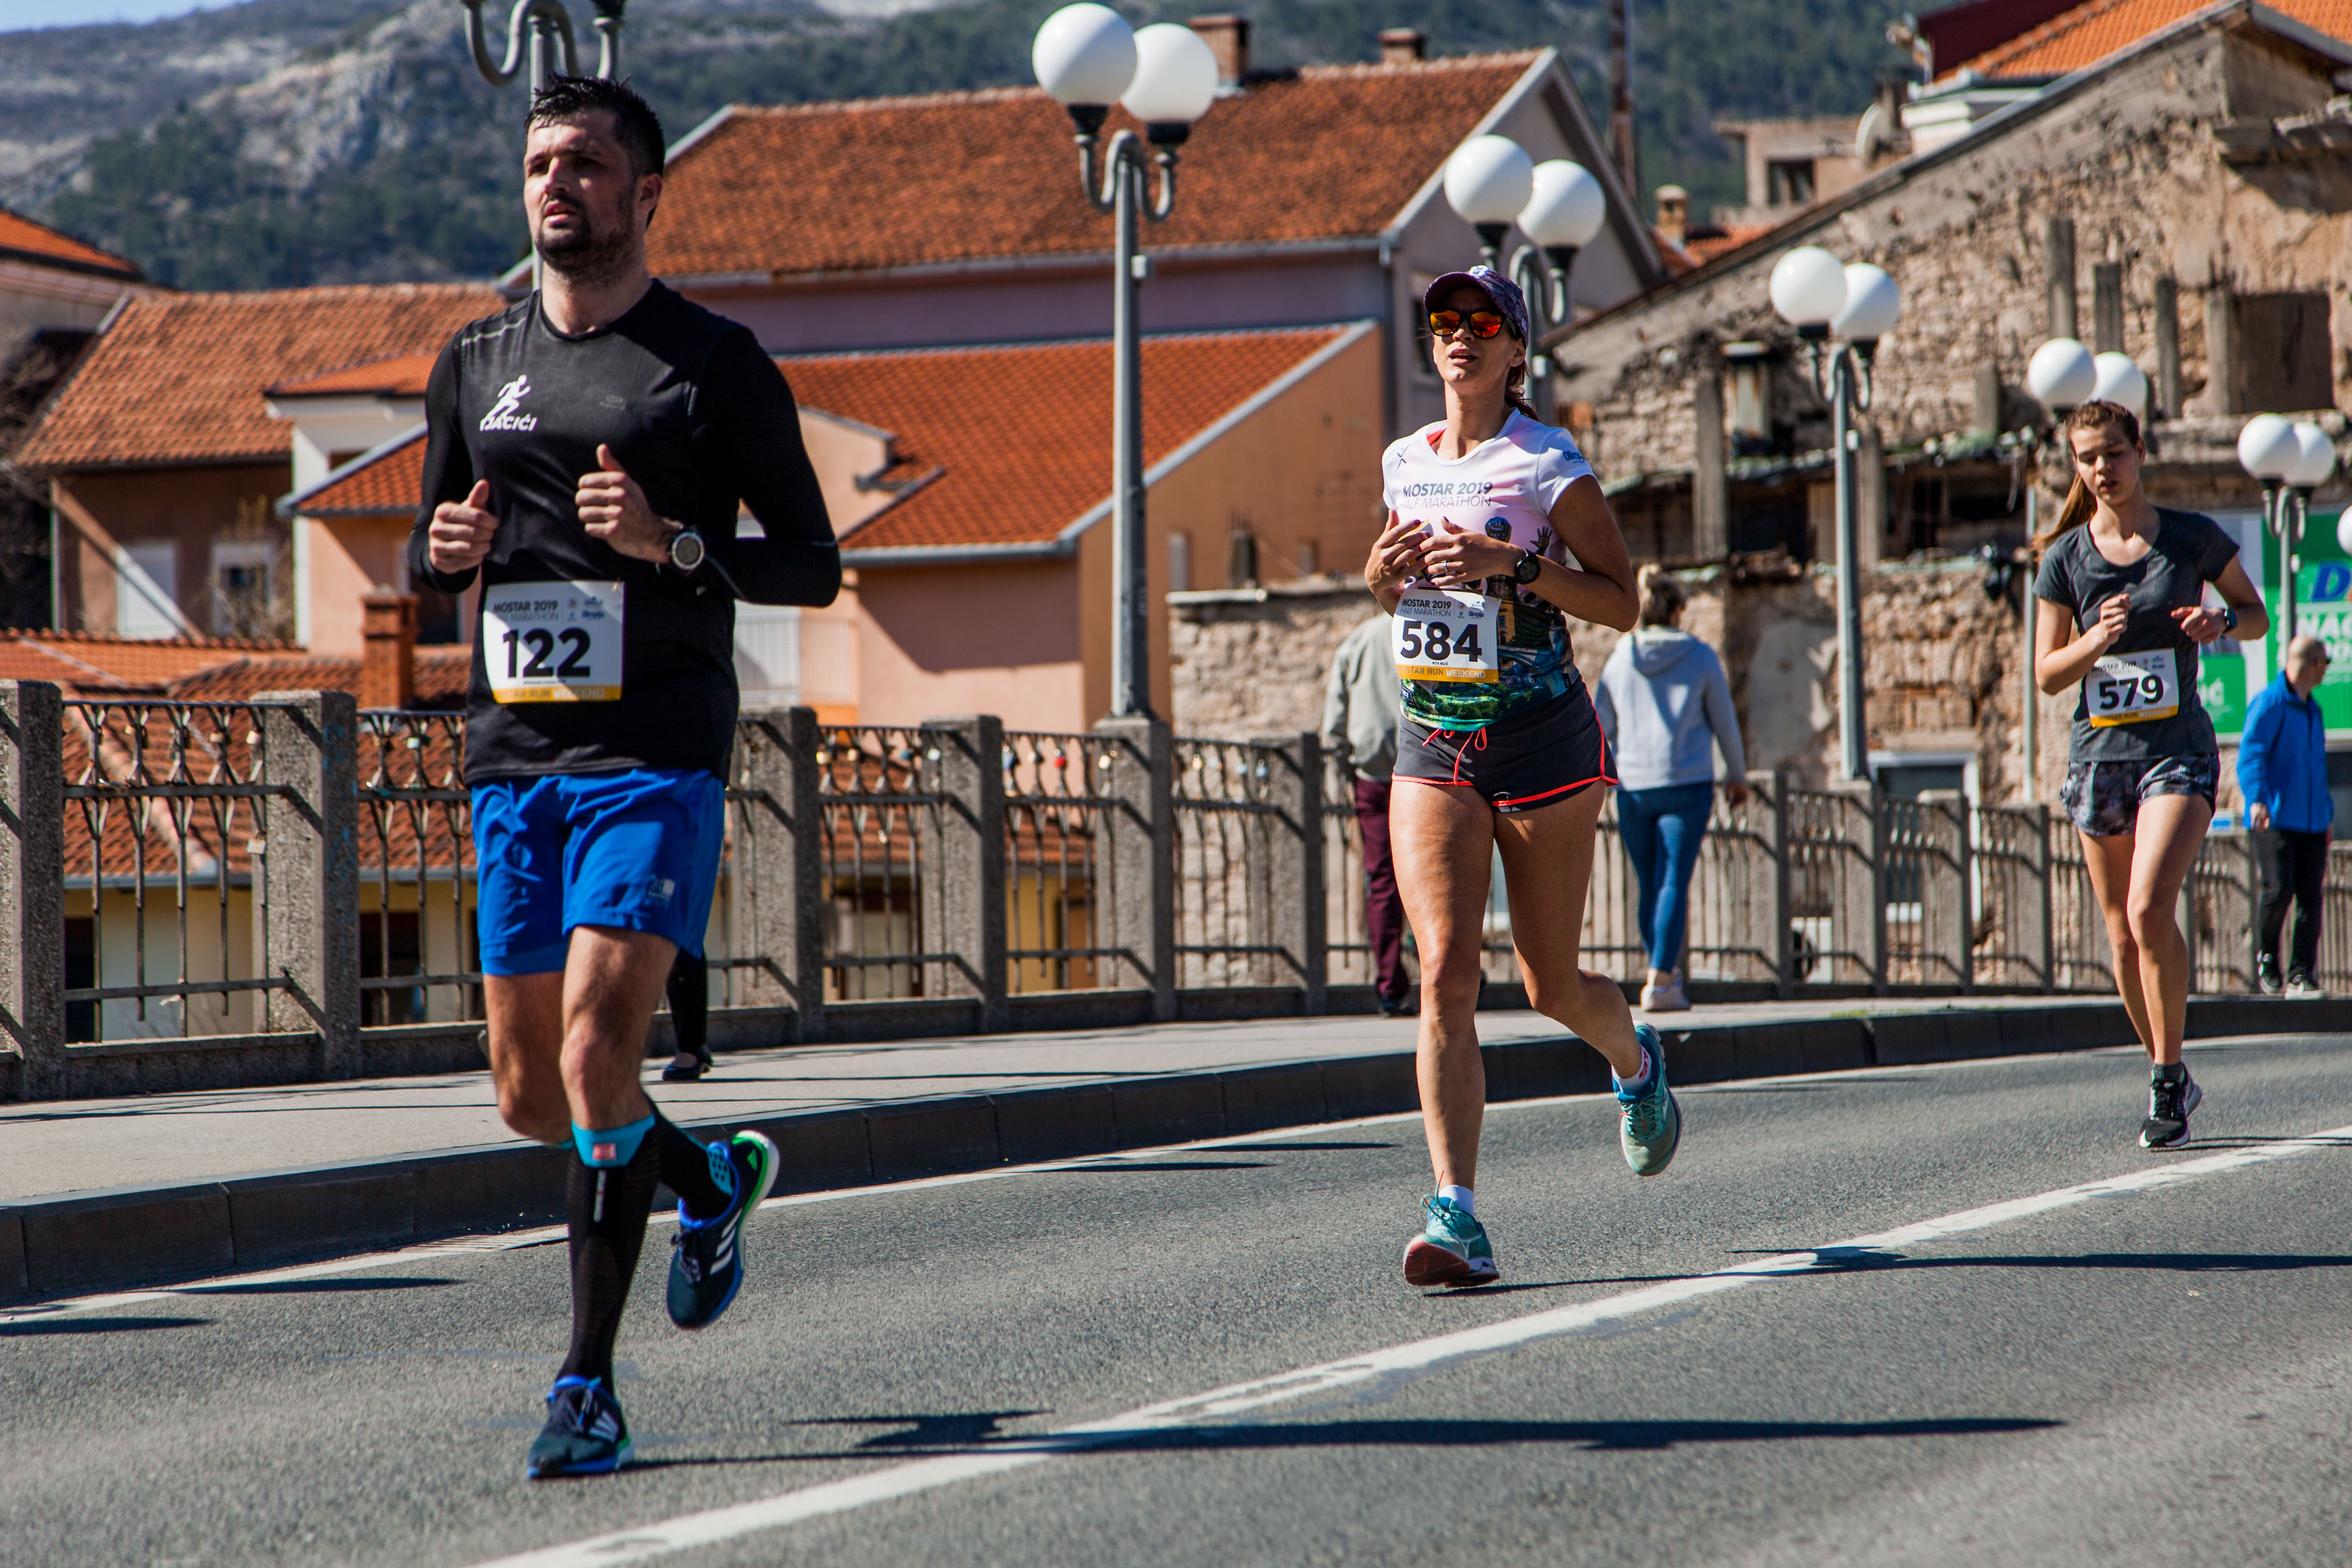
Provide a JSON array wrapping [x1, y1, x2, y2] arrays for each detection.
[[559, 1135, 661, 1385], [654, 1110, 734, 1222]]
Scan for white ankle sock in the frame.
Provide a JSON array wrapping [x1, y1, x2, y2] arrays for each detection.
[[1616, 1045, 1653, 1091], [1438, 1184, 1475, 1216]]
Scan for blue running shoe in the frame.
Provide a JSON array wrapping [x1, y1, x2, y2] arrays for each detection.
[[526, 1375, 631, 1479], [1402, 1194, 1500, 1288], [667, 1129, 779, 1330], [1617, 1023, 1681, 1177]]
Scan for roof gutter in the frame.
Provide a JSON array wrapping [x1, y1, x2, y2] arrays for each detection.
[[842, 538, 1076, 566], [666, 236, 1385, 294]]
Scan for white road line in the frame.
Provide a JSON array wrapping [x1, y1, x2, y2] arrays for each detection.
[[463, 1120, 2352, 1568]]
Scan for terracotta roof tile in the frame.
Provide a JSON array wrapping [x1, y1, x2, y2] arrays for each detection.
[[5, 631, 306, 690], [1685, 222, 1783, 265], [1952, 0, 2352, 77], [0, 640, 133, 690], [0, 206, 140, 279], [789, 327, 1351, 552], [651, 56, 1540, 279], [166, 647, 470, 707], [267, 351, 439, 398], [16, 284, 502, 472], [291, 428, 427, 519]]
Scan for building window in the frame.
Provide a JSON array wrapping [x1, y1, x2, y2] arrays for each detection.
[[115, 541, 180, 639], [1767, 158, 1816, 206], [2235, 293, 2333, 413], [211, 539, 276, 640], [359, 910, 422, 1025], [1167, 530, 1192, 593]]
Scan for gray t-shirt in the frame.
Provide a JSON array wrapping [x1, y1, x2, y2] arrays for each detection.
[[2033, 508, 2239, 762]]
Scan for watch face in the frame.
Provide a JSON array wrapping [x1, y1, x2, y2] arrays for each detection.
[[1514, 551, 1541, 583], [670, 531, 705, 571]]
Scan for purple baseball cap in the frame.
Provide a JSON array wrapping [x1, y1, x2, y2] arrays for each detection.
[[1422, 264, 1529, 342]]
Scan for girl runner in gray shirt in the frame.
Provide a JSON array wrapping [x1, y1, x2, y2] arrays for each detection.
[[2032, 399, 2267, 1151]]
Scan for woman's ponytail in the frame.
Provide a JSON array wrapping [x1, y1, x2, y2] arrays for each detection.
[[2030, 398, 2143, 556]]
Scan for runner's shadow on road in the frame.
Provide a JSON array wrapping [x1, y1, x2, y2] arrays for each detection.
[[1732, 1248, 2352, 1275], [1047, 1161, 1271, 1173], [0, 1315, 210, 1336]]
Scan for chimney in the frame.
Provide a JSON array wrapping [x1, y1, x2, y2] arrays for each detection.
[[1379, 26, 1426, 65], [360, 589, 417, 711], [1654, 184, 1689, 248], [1189, 14, 1249, 86]]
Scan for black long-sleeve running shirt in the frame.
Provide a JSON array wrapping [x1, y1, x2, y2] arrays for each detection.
[[407, 282, 838, 783]]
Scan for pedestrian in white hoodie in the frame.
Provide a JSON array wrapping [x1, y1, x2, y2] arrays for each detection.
[[1593, 566, 1749, 1012]]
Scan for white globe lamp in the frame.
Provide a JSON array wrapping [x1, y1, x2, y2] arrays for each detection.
[[2238, 414, 2298, 480], [2026, 338, 2097, 412], [1519, 160, 1606, 251], [1445, 135, 1536, 246], [2288, 421, 2337, 491], [2089, 353, 2149, 419], [1769, 247, 1847, 338], [1831, 262, 1901, 347], [1121, 23, 1218, 131], [1032, 4, 1136, 113]]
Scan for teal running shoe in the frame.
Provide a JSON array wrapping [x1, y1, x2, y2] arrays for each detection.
[[526, 1375, 632, 1479], [1617, 1023, 1682, 1177], [1402, 1194, 1499, 1288], [667, 1129, 780, 1331]]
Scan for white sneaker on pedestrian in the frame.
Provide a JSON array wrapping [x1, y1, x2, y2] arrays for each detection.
[[1643, 971, 1690, 1012]]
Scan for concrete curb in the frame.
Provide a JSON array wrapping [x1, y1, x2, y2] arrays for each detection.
[[7, 995, 2349, 1303]]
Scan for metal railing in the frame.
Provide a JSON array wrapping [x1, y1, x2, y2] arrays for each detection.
[[1003, 731, 1116, 994], [1174, 736, 1296, 989], [815, 726, 952, 1002], [356, 709, 479, 1026]]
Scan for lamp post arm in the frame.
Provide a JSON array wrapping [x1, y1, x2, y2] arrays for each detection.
[[1849, 347, 1876, 414], [592, 9, 623, 77], [460, 0, 581, 87], [1072, 129, 1123, 216], [1144, 144, 1179, 224]]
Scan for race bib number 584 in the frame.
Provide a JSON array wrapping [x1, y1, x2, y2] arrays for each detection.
[[482, 580, 623, 703], [1394, 590, 1500, 684]]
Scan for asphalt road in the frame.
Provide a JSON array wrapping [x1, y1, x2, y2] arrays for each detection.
[[7, 1034, 2352, 1568]]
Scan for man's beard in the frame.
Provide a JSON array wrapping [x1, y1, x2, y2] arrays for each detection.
[[534, 204, 636, 285]]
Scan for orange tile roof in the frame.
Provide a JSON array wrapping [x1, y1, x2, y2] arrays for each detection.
[[291, 428, 427, 519], [1684, 223, 1782, 266], [16, 284, 502, 473], [7, 631, 306, 689], [166, 647, 470, 707], [789, 327, 1351, 552], [1952, 0, 2352, 77], [0, 207, 140, 280], [0, 640, 133, 690], [267, 351, 438, 398], [651, 56, 1539, 280]]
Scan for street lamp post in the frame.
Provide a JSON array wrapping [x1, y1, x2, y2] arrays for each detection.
[[1769, 246, 1901, 782], [1441, 135, 1606, 420], [1032, 5, 1218, 720], [2241, 414, 2299, 639], [456, 0, 635, 290], [2023, 336, 2096, 801]]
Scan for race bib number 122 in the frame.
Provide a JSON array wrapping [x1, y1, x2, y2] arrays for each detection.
[[482, 580, 624, 703], [1394, 590, 1501, 684]]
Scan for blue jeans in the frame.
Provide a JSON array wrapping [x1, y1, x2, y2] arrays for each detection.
[[1616, 782, 1715, 973]]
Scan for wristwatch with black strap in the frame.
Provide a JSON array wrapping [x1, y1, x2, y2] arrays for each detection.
[[1512, 548, 1543, 585]]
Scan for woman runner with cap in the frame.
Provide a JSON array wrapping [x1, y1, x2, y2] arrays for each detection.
[[1363, 265, 1675, 1290]]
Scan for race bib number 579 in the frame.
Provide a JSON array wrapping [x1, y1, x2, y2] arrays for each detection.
[[2087, 648, 2179, 727], [1394, 590, 1500, 684], [482, 580, 623, 703]]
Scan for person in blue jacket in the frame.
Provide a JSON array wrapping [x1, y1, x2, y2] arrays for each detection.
[[2238, 634, 2335, 995]]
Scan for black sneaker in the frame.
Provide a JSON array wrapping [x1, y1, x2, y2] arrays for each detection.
[[2140, 1068, 2203, 1151], [1377, 991, 1416, 1018], [526, 1375, 632, 1479], [2286, 969, 2325, 998], [667, 1130, 779, 1330], [2256, 955, 2283, 996]]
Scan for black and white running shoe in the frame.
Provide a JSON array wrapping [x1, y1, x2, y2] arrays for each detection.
[[667, 1130, 779, 1329], [526, 1375, 632, 1479], [2140, 1068, 2203, 1151]]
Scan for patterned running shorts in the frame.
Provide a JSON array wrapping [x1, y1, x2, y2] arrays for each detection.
[[2059, 754, 2220, 838]]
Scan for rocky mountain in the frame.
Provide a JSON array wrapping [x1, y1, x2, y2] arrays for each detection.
[[2, 0, 1911, 290]]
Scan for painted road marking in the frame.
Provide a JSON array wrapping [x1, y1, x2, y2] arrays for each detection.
[[460, 1120, 2352, 1568]]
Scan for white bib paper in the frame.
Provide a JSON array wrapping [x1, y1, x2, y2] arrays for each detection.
[[1393, 590, 1501, 684], [2087, 648, 2179, 727], [482, 580, 624, 704]]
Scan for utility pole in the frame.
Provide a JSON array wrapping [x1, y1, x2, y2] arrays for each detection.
[[1608, 0, 1638, 198]]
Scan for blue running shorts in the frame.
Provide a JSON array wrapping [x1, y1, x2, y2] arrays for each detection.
[[471, 768, 726, 976]]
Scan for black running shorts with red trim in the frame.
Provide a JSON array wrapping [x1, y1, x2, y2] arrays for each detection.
[[1394, 691, 1614, 814]]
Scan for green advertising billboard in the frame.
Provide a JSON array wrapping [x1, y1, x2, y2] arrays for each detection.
[[2249, 503, 2352, 732]]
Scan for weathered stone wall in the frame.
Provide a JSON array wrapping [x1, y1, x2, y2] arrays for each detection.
[[1168, 579, 1382, 741], [1556, 18, 2352, 507]]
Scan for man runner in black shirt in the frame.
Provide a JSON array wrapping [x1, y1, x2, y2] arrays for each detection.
[[406, 75, 838, 1479]]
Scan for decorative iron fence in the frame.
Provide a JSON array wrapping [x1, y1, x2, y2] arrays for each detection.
[[3, 678, 2343, 1102]]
